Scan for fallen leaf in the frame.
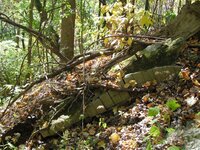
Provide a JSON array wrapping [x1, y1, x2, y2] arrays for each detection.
[[109, 133, 120, 144], [97, 140, 106, 149], [88, 127, 96, 136], [185, 96, 198, 107]]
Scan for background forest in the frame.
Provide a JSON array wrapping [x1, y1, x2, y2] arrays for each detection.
[[0, 0, 182, 96], [0, 0, 200, 149]]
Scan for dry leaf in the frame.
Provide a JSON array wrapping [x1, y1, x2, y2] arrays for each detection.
[[185, 96, 198, 107], [109, 133, 120, 144]]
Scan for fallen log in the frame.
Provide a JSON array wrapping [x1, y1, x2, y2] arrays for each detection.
[[157, 1, 200, 39], [39, 65, 181, 137]]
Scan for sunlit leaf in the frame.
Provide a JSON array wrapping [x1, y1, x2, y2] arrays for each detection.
[[146, 140, 152, 150], [140, 12, 153, 26], [185, 96, 198, 107], [166, 128, 175, 135], [124, 83, 130, 88], [166, 99, 181, 111], [148, 107, 160, 117], [101, 5, 108, 14], [98, 140, 106, 149], [104, 38, 109, 45], [179, 68, 190, 80], [129, 80, 137, 87], [192, 79, 200, 87], [109, 133, 120, 144], [149, 125, 160, 137], [167, 145, 180, 150], [127, 38, 133, 46]]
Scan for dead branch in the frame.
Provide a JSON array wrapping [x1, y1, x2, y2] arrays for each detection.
[[0, 49, 115, 120]]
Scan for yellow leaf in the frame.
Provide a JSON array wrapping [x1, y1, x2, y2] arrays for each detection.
[[119, 41, 125, 48], [127, 38, 133, 46], [104, 38, 109, 45], [195, 113, 200, 127], [193, 79, 200, 87], [110, 133, 120, 144], [124, 83, 130, 88], [129, 80, 137, 87], [140, 12, 153, 26], [42, 121, 49, 128], [112, 106, 118, 114], [142, 81, 151, 88], [101, 5, 108, 14], [117, 70, 125, 79], [98, 140, 106, 149]]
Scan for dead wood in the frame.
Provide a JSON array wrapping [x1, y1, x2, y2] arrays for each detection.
[[157, 1, 200, 39]]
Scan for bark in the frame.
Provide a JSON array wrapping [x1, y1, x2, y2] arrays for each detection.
[[27, 0, 34, 81], [60, 0, 76, 61]]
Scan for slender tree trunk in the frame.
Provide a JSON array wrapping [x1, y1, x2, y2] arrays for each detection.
[[28, 0, 34, 66], [15, 28, 20, 48], [178, 0, 182, 13], [60, 0, 76, 61], [186, 0, 191, 5], [27, 0, 34, 82], [145, 0, 150, 11]]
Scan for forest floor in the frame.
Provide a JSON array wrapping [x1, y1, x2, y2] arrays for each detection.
[[20, 34, 200, 150], [0, 34, 199, 150]]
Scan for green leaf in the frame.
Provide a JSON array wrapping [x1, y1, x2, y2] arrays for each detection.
[[146, 140, 152, 150], [148, 107, 160, 117], [196, 112, 200, 115], [167, 145, 180, 150], [102, 123, 107, 129], [166, 99, 181, 111], [166, 128, 175, 135], [79, 114, 85, 120], [149, 125, 160, 137]]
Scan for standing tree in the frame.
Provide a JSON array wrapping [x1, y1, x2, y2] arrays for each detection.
[[60, 0, 76, 61]]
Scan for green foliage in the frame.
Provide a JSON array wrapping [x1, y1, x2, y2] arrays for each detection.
[[149, 125, 160, 138], [139, 11, 153, 27], [79, 114, 85, 120], [99, 117, 107, 129], [59, 130, 70, 150], [167, 145, 180, 150], [146, 140, 152, 150], [148, 107, 160, 117], [165, 11, 176, 23], [196, 112, 200, 115], [166, 99, 181, 111], [166, 128, 175, 134], [0, 40, 26, 85], [101, 1, 135, 49]]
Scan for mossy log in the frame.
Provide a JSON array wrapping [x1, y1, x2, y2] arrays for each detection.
[[40, 65, 181, 137], [122, 38, 185, 73]]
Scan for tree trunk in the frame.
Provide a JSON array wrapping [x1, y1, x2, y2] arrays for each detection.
[[60, 0, 76, 61], [26, 0, 34, 83]]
